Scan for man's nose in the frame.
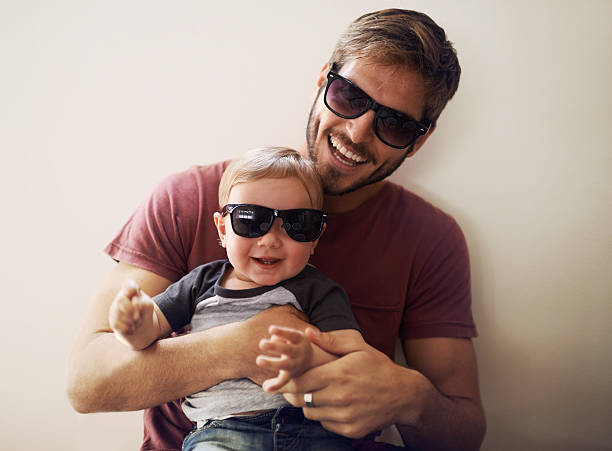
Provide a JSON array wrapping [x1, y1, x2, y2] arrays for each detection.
[[345, 109, 376, 144]]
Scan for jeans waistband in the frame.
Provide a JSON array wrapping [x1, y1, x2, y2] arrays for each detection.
[[234, 406, 307, 426]]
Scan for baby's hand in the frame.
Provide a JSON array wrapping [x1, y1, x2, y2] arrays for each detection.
[[108, 279, 154, 346], [256, 325, 315, 392]]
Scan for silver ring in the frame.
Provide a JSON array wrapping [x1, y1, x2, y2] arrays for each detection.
[[304, 392, 314, 408]]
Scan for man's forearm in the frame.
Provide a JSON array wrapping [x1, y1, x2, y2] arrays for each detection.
[[396, 370, 486, 451], [66, 304, 311, 413], [66, 322, 242, 412]]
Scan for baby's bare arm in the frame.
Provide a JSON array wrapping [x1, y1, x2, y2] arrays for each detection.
[[108, 279, 172, 350]]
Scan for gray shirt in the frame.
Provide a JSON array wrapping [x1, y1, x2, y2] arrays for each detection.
[[154, 259, 359, 425]]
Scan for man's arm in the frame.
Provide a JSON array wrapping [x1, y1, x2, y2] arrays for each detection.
[[276, 332, 486, 450], [396, 337, 486, 450], [65, 261, 309, 413]]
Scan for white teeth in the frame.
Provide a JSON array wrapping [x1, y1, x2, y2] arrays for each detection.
[[329, 135, 366, 163], [257, 258, 279, 265]]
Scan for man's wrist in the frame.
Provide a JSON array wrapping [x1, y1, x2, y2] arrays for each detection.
[[392, 365, 432, 428], [393, 365, 486, 450]]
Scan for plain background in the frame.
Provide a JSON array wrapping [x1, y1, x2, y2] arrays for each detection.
[[1, 1, 611, 450]]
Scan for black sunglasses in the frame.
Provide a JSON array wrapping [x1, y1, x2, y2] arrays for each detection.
[[324, 64, 430, 149], [221, 204, 327, 242]]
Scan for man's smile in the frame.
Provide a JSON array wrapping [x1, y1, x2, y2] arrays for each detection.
[[328, 134, 369, 167]]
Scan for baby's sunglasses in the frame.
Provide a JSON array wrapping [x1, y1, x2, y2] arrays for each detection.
[[324, 63, 431, 149], [221, 204, 328, 242]]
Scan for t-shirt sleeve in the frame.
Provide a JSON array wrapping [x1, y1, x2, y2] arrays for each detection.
[[401, 220, 477, 340], [289, 267, 361, 333], [153, 261, 225, 331], [152, 270, 199, 332], [104, 168, 205, 282]]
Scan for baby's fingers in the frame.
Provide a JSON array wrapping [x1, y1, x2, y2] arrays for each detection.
[[120, 279, 141, 300], [256, 353, 300, 375], [117, 293, 143, 323], [261, 370, 291, 393], [256, 354, 283, 370], [267, 325, 307, 344], [109, 292, 143, 334], [111, 314, 138, 335], [259, 337, 302, 360]]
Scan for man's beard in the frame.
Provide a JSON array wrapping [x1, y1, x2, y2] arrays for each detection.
[[306, 94, 413, 196]]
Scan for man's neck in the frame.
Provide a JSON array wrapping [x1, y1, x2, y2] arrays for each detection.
[[323, 181, 385, 214]]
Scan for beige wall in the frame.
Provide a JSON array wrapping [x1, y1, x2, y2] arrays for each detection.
[[1, 1, 610, 450]]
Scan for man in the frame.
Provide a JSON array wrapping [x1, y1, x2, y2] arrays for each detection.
[[66, 9, 486, 450]]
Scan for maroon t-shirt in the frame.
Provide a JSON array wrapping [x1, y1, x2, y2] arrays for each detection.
[[105, 162, 477, 450]]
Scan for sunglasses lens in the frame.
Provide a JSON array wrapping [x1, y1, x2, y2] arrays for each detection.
[[231, 205, 273, 238], [376, 109, 420, 148], [281, 210, 324, 242], [326, 77, 369, 118], [228, 205, 325, 242], [326, 71, 427, 149]]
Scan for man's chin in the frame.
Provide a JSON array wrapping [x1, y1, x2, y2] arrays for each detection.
[[321, 175, 371, 196]]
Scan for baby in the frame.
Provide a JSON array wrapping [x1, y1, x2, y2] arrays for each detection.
[[109, 146, 363, 450]]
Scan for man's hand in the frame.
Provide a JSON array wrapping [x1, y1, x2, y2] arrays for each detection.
[[270, 328, 408, 439], [273, 330, 486, 449], [231, 305, 310, 386]]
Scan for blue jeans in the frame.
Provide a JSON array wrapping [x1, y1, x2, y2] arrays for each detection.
[[182, 406, 354, 451]]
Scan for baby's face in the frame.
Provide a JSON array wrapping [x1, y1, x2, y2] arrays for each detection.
[[215, 177, 320, 289]]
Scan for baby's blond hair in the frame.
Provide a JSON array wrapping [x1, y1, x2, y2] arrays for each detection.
[[218, 147, 323, 209]]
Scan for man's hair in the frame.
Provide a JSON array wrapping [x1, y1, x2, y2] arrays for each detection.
[[330, 8, 461, 124], [218, 147, 324, 209]]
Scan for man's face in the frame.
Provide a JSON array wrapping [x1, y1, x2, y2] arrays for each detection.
[[306, 58, 433, 196]]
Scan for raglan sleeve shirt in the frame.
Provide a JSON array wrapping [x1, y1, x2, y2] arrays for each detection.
[[282, 265, 361, 333]]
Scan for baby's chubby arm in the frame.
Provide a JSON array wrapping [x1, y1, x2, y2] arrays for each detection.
[[256, 325, 363, 392], [108, 279, 172, 350]]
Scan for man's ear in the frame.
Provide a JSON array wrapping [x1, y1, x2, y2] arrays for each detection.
[[213, 212, 227, 248], [408, 123, 437, 158], [316, 63, 330, 88], [310, 223, 327, 255], [311, 63, 331, 101]]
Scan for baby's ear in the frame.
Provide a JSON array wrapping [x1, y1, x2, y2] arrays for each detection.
[[310, 223, 327, 255], [213, 212, 227, 248]]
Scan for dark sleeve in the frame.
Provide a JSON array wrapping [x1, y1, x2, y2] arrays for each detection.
[[401, 220, 477, 339], [103, 166, 222, 282], [286, 266, 361, 333], [153, 261, 225, 332]]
